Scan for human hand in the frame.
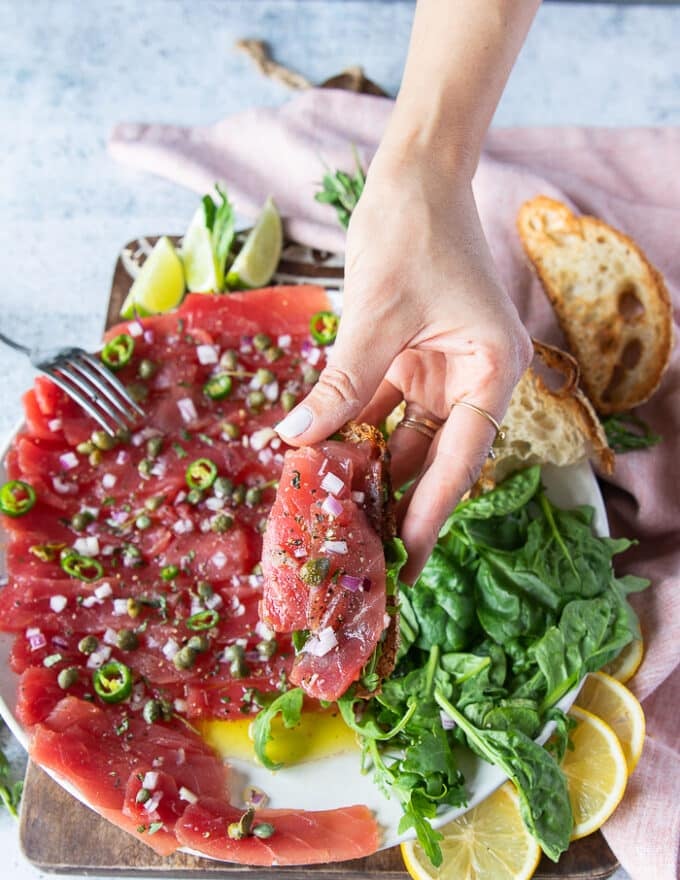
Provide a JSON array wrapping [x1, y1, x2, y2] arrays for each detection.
[[275, 154, 532, 581]]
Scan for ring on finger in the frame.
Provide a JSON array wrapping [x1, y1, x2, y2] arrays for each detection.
[[397, 405, 445, 440]]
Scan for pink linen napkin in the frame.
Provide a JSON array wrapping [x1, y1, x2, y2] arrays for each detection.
[[110, 89, 680, 880]]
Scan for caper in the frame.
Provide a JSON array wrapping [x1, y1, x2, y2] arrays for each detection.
[[299, 557, 330, 586], [127, 382, 148, 403], [160, 564, 179, 581], [231, 485, 245, 506], [245, 486, 262, 507], [173, 645, 197, 670], [211, 512, 233, 533], [78, 635, 99, 655], [142, 699, 162, 724], [222, 644, 245, 663], [263, 346, 283, 364], [227, 822, 244, 840], [219, 349, 239, 371], [57, 667, 79, 690], [71, 510, 94, 531], [280, 391, 297, 413], [187, 634, 209, 653], [213, 476, 233, 498], [117, 629, 139, 651], [116, 426, 132, 444], [197, 581, 214, 600], [252, 562, 262, 576], [246, 390, 266, 412], [76, 440, 95, 455], [135, 513, 151, 530], [91, 429, 116, 451], [255, 368, 275, 387], [136, 787, 151, 804], [252, 823, 275, 839], [146, 436, 163, 459], [221, 422, 240, 440], [144, 495, 165, 512], [256, 639, 277, 659], [253, 332, 272, 352], [257, 517, 268, 534], [138, 458, 153, 478], [127, 597, 141, 618], [230, 658, 250, 679], [138, 359, 157, 380], [302, 366, 320, 385], [186, 488, 203, 505], [88, 450, 103, 467]]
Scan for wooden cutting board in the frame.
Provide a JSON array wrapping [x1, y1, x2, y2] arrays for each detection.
[[19, 240, 620, 879]]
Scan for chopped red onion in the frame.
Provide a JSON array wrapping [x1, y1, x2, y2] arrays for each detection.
[[255, 621, 275, 640], [103, 628, 118, 646], [263, 381, 279, 402], [322, 539, 348, 555], [143, 790, 164, 814], [113, 598, 129, 616], [143, 329, 155, 344], [302, 626, 338, 657], [142, 771, 159, 790], [162, 638, 179, 660], [250, 428, 277, 451], [243, 785, 268, 808], [351, 490, 365, 504], [86, 646, 112, 669], [132, 426, 162, 447], [178, 786, 198, 804], [176, 747, 186, 766], [49, 595, 67, 613], [28, 632, 47, 651], [307, 346, 321, 366], [108, 509, 128, 525], [52, 475, 76, 494], [150, 460, 167, 478], [128, 320, 144, 338], [293, 547, 307, 559], [174, 490, 187, 506], [73, 536, 100, 557], [173, 518, 194, 535], [300, 339, 312, 356], [205, 592, 223, 610], [318, 457, 328, 477], [205, 496, 225, 511], [440, 710, 457, 731], [258, 448, 273, 465], [196, 344, 218, 365], [321, 471, 344, 496], [339, 574, 363, 592], [47, 418, 62, 432], [102, 473, 117, 489], [211, 550, 227, 570], [81, 596, 102, 609], [277, 334, 291, 348], [51, 635, 70, 649], [177, 397, 198, 424], [322, 495, 343, 518], [94, 582, 113, 599], [59, 452, 78, 471]]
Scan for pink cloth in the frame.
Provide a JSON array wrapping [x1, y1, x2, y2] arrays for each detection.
[[110, 89, 680, 880]]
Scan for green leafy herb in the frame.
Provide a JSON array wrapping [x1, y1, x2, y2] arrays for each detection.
[[203, 184, 236, 277], [314, 147, 365, 229], [601, 411, 661, 453], [0, 747, 23, 818], [251, 688, 304, 770]]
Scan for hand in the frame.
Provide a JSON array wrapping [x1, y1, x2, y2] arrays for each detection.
[[275, 153, 532, 581]]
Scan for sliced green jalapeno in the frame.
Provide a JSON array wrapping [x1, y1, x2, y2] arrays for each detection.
[[0, 480, 36, 517], [309, 311, 339, 346], [185, 458, 218, 490], [203, 373, 233, 400], [93, 660, 132, 703], [186, 609, 220, 631], [101, 334, 135, 370], [60, 551, 104, 583]]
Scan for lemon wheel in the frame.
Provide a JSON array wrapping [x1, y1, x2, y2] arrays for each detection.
[[602, 638, 644, 684], [575, 672, 645, 773]]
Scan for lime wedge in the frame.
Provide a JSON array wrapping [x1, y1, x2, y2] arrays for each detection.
[[226, 197, 283, 289], [181, 206, 225, 293], [120, 236, 185, 318]]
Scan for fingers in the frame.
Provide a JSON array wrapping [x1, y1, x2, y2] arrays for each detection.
[[358, 379, 402, 427], [399, 401, 502, 583], [275, 310, 404, 446]]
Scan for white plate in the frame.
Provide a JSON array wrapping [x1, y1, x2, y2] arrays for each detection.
[[0, 417, 607, 858]]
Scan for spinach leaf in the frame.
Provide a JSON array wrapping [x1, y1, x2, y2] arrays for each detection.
[[436, 692, 572, 862], [385, 537, 408, 596], [411, 548, 477, 651], [251, 688, 304, 770], [601, 411, 662, 453], [452, 465, 541, 521]]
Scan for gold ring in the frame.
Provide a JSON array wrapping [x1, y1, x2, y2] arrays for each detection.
[[397, 417, 439, 439], [451, 400, 506, 442]]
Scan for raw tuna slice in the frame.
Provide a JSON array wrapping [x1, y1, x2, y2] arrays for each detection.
[[261, 425, 394, 701], [176, 797, 380, 865]]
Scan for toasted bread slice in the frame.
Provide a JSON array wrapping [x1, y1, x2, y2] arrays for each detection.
[[479, 340, 614, 487], [517, 196, 673, 414], [339, 421, 399, 697]]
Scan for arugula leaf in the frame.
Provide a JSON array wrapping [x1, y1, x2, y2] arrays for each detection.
[[436, 692, 573, 862], [251, 688, 304, 770], [601, 411, 662, 453]]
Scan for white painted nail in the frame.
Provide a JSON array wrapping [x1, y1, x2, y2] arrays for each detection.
[[275, 406, 313, 438]]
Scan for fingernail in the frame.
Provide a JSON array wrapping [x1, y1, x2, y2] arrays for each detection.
[[275, 405, 313, 438]]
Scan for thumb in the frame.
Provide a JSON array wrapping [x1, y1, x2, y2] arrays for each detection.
[[275, 312, 399, 445]]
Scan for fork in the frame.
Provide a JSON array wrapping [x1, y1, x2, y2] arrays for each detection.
[[0, 332, 145, 436]]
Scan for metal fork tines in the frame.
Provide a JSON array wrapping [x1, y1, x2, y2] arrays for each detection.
[[0, 332, 145, 436]]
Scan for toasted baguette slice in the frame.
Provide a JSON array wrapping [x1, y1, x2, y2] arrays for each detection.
[[517, 196, 673, 414], [479, 341, 614, 487]]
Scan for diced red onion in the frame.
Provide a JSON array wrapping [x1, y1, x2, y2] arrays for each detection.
[[143, 329, 155, 344], [49, 595, 67, 613], [132, 427, 162, 447], [59, 452, 78, 471], [211, 551, 227, 570], [142, 771, 159, 790], [270, 437, 281, 450], [152, 756, 164, 768], [293, 547, 307, 559], [307, 347, 321, 366], [250, 428, 277, 451], [162, 638, 179, 660], [176, 747, 186, 766], [128, 320, 144, 338], [144, 790, 164, 814], [173, 518, 194, 535], [86, 646, 111, 669], [73, 536, 100, 557], [82, 506, 99, 519], [28, 632, 47, 652], [440, 710, 457, 731], [263, 381, 279, 402], [318, 457, 328, 477], [248, 574, 263, 588], [108, 509, 128, 525], [178, 786, 198, 804], [103, 628, 118, 646], [205, 496, 224, 511], [323, 540, 348, 555], [351, 490, 365, 504], [277, 334, 291, 348], [196, 344, 218, 365], [52, 475, 76, 494], [205, 592, 223, 610], [243, 785, 268, 808], [25, 627, 40, 637], [322, 495, 343, 518], [114, 449, 129, 465], [302, 626, 338, 657], [113, 598, 129, 616], [150, 460, 166, 478], [51, 635, 69, 649], [102, 473, 117, 489], [339, 574, 364, 593], [81, 596, 102, 608], [94, 582, 112, 599], [301, 339, 312, 356], [258, 448, 273, 465], [255, 621, 274, 640], [321, 472, 344, 496], [174, 490, 187, 506], [177, 397, 198, 424], [102, 545, 115, 556], [47, 418, 62, 432]]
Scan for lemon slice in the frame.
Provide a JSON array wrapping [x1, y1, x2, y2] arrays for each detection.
[[562, 706, 628, 840], [181, 206, 225, 293], [602, 638, 644, 684], [575, 672, 645, 774], [120, 236, 185, 318], [400, 783, 541, 880], [226, 197, 282, 289]]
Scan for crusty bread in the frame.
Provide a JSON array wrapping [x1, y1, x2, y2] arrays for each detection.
[[479, 340, 614, 486], [517, 196, 673, 415]]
